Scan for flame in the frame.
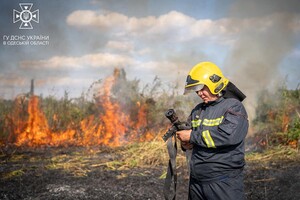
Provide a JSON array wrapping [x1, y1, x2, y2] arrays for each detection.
[[288, 140, 298, 149], [8, 72, 153, 148], [282, 113, 289, 133], [135, 101, 147, 128], [15, 96, 51, 147], [97, 75, 130, 147]]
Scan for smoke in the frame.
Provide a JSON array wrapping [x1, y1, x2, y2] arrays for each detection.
[[224, 12, 299, 121]]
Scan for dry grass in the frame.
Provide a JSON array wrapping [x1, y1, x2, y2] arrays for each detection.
[[246, 145, 299, 162], [0, 137, 189, 179], [3, 139, 298, 181]]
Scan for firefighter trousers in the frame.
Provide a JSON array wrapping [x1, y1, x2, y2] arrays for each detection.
[[188, 169, 245, 200]]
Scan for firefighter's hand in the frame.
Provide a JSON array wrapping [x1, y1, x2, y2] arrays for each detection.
[[181, 141, 193, 150], [176, 129, 191, 142]]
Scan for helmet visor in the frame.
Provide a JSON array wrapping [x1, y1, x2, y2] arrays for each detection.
[[183, 84, 204, 95]]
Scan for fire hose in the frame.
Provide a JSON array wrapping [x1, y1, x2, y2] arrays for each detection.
[[162, 109, 191, 200]]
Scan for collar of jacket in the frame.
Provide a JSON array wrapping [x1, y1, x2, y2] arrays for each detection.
[[202, 97, 224, 107]]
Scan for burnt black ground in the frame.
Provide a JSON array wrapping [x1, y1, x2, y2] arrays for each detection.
[[0, 147, 300, 200]]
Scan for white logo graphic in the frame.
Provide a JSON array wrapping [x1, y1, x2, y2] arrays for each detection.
[[13, 3, 39, 29]]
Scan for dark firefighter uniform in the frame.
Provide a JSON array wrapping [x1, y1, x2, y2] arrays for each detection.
[[188, 96, 249, 200]]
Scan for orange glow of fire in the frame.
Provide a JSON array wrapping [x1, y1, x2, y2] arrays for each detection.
[[10, 75, 152, 147], [98, 76, 130, 147], [15, 96, 51, 147]]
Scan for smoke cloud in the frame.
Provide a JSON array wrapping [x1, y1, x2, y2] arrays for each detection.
[[224, 6, 300, 121]]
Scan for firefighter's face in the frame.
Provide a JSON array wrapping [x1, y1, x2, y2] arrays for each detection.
[[196, 85, 218, 103]]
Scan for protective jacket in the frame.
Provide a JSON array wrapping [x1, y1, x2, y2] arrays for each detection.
[[188, 97, 248, 181]]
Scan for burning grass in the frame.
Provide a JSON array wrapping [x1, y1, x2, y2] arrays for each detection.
[[1, 69, 165, 148]]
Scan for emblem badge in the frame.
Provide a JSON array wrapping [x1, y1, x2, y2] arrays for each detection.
[[13, 3, 39, 29]]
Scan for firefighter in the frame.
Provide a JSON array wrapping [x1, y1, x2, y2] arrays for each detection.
[[176, 61, 249, 200]]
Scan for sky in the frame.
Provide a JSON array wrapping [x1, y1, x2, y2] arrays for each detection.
[[0, 0, 300, 109]]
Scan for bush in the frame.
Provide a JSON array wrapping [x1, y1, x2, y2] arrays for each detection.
[[287, 119, 300, 141], [253, 85, 300, 148]]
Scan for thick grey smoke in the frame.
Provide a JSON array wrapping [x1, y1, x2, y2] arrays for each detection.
[[224, 12, 298, 121]]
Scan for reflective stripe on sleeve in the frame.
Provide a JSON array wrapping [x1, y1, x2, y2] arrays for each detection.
[[202, 116, 224, 126], [191, 119, 201, 128], [202, 130, 216, 148]]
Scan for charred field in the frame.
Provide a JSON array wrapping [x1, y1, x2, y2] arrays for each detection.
[[1, 143, 300, 200]]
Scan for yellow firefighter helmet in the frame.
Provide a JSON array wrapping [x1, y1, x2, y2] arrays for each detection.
[[184, 61, 229, 95]]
